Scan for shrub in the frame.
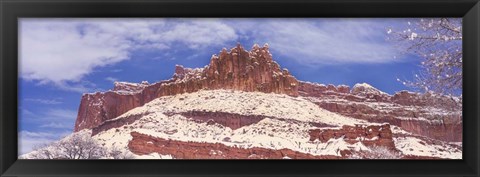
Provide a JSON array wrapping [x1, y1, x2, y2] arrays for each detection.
[[348, 146, 403, 159]]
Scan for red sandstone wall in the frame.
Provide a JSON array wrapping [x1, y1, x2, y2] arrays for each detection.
[[308, 124, 395, 150], [299, 82, 462, 142], [178, 111, 265, 130], [128, 132, 340, 159]]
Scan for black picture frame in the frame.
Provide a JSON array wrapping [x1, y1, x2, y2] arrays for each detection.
[[1, 0, 479, 176]]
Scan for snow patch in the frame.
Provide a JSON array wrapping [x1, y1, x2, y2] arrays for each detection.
[[394, 137, 461, 159], [117, 90, 368, 127]]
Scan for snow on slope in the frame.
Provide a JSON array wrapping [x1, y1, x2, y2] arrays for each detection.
[[117, 89, 369, 127], [93, 90, 463, 159], [394, 137, 461, 159], [95, 112, 369, 157], [352, 83, 389, 96], [112, 81, 150, 95], [305, 95, 460, 124], [89, 90, 378, 157], [21, 89, 462, 159]]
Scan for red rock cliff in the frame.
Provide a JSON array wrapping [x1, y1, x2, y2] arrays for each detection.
[[74, 44, 299, 131], [308, 124, 395, 150], [128, 131, 339, 159], [298, 82, 462, 142]]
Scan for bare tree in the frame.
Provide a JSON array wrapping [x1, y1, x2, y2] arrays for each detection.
[[388, 18, 462, 96], [109, 146, 135, 159], [55, 133, 106, 159], [28, 132, 134, 159], [348, 146, 403, 159], [30, 143, 60, 159]]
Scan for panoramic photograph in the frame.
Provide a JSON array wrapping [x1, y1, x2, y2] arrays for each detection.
[[18, 18, 462, 159]]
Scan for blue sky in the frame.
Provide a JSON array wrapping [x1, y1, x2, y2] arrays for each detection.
[[18, 18, 439, 155]]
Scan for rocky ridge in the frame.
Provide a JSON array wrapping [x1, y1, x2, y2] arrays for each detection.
[[75, 44, 298, 131], [75, 51, 461, 142]]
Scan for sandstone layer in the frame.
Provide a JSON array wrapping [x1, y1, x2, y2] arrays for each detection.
[[308, 124, 395, 150], [128, 131, 340, 159], [298, 82, 462, 142]]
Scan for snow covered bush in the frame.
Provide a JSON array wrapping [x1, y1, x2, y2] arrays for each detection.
[[57, 133, 107, 159], [347, 146, 403, 159], [28, 133, 106, 159], [29, 143, 62, 159], [28, 132, 134, 159], [388, 18, 462, 96], [108, 146, 135, 159]]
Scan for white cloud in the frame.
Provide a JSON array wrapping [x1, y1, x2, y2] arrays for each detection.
[[25, 98, 62, 104], [105, 77, 118, 83], [20, 18, 403, 92], [111, 69, 123, 73], [20, 20, 130, 84], [21, 108, 77, 128], [19, 108, 77, 154], [21, 109, 36, 117], [40, 122, 73, 129], [20, 18, 238, 92], [159, 20, 237, 49], [18, 130, 71, 155], [231, 19, 401, 65], [52, 81, 96, 93], [45, 109, 77, 120]]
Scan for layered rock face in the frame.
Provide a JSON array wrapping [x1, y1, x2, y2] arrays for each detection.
[[128, 132, 339, 159], [176, 111, 265, 130], [75, 44, 298, 131], [91, 113, 148, 136], [163, 44, 299, 96], [299, 82, 462, 142], [308, 124, 395, 150]]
